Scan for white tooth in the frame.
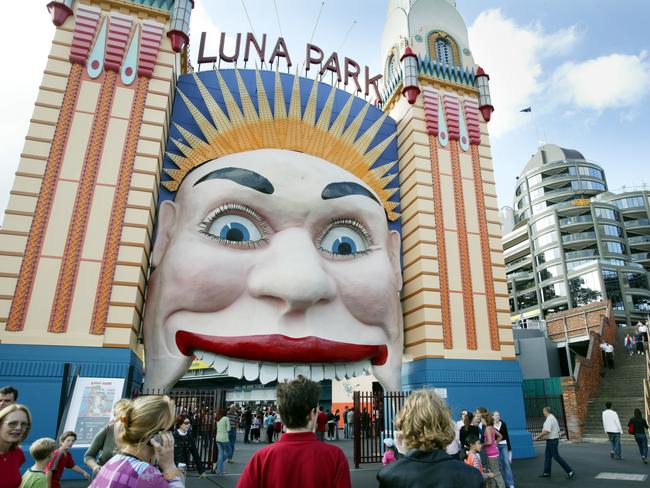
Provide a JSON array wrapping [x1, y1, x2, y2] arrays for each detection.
[[212, 355, 229, 373], [278, 364, 294, 382], [243, 361, 260, 381], [295, 365, 310, 379], [228, 359, 243, 379], [311, 364, 324, 382], [335, 364, 346, 380], [353, 360, 370, 377], [323, 364, 335, 380], [259, 364, 278, 384], [199, 351, 214, 366]]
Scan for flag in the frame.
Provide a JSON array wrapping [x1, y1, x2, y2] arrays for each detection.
[[520, 107, 532, 112]]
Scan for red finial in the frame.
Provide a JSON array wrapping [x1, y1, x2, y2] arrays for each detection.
[[476, 66, 490, 79], [400, 46, 417, 61], [47, 1, 73, 27], [167, 31, 189, 53]]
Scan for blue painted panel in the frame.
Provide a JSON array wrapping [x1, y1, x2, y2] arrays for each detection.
[[402, 358, 535, 459], [0, 345, 142, 479]]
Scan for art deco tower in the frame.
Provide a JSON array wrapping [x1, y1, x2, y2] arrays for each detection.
[[381, 0, 534, 456], [0, 0, 192, 421]]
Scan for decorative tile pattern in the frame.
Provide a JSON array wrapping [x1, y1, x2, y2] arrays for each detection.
[[442, 93, 460, 141], [422, 86, 439, 136], [427, 135, 452, 349], [90, 78, 149, 335], [470, 143, 500, 351], [449, 140, 477, 350], [104, 13, 134, 72], [6, 64, 84, 332], [463, 96, 481, 145], [69, 5, 101, 65], [138, 20, 165, 78], [48, 71, 118, 333]]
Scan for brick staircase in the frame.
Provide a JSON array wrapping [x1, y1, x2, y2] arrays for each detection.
[[582, 327, 646, 443]]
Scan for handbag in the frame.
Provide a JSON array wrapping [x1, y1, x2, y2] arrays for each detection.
[[628, 422, 635, 435]]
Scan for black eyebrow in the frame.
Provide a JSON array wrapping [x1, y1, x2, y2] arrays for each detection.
[[194, 167, 274, 194], [321, 182, 380, 206]]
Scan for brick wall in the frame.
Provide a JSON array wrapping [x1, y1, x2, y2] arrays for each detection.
[[559, 302, 615, 440], [546, 300, 612, 343]]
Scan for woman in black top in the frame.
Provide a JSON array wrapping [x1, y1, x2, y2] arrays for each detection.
[[459, 412, 480, 451], [173, 414, 205, 476], [628, 408, 649, 463]]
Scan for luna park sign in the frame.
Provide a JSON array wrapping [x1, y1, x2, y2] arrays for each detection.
[[197, 32, 383, 99]]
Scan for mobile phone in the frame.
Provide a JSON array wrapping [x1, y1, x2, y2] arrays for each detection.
[[150, 433, 163, 446]]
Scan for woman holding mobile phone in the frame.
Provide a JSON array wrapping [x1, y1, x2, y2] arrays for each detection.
[[89, 395, 183, 488]]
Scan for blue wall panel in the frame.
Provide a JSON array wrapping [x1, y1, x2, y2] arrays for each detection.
[[402, 358, 535, 459], [0, 344, 142, 478]]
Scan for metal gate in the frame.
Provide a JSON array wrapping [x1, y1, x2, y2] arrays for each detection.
[[353, 391, 409, 468], [524, 395, 568, 440], [135, 388, 226, 470]]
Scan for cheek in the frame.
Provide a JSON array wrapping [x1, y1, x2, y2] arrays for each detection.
[[159, 234, 254, 312], [332, 253, 400, 325]]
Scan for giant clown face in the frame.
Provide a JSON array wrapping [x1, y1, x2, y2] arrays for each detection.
[[142, 70, 403, 391]]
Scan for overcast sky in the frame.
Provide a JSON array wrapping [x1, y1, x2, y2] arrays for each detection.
[[1, 0, 648, 217]]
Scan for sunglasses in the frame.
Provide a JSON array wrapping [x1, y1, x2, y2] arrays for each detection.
[[4, 421, 30, 430], [183, 420, 191, 424]]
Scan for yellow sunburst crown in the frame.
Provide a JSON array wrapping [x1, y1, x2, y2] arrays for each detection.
[[163, 69, 400, 221]]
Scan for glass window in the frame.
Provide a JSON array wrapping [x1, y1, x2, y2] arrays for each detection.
[[600, 224, 623, 237], [532, 202, 547, 214], [613, 196, 645, 209], [536, 247, 561, 265], [569, 270, 602, 307], [531, 215, 555, 233], [529, 188, 544, 200], [516, 291, 538, 310], [542, 282, 566, 302], [568, 166, 577, 176], [604, 241, 626, 254], [595, 207, 619, 220], [436, 38, 452, 65], [578, 166, 604, 179], [509, 297, 515, 312], [581, 181, 606, 191], [566, 259, 597, 271], [528, 174, 542, 186], [544, 303, 568, 314], [632, 295, 650, 311], [538, 265, 562, 282], [626, 272, 648, 289], [603, 269, 624, 310], [533, 231, 557, 250]]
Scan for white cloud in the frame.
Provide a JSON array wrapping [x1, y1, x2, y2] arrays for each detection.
[[468, 9, 580, 137], [0, 4, 54, 217], [550, 50, 650, 111], [188, 2, 237, 69]]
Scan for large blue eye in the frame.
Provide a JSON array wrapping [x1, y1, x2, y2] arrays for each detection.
[[206, 215, 263, 243], [320, 224, 369, 256]]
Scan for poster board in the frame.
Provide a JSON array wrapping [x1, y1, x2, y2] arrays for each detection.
[[61, 377, 125, 447]]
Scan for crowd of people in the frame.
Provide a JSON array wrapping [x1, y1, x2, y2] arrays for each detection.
[[3, 379, 650, 488]]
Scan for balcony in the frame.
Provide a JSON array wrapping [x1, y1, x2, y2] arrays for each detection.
[[565, 249, 598, 260], [625, 219, 650, 230], [504, 239, 530, 260], [510, 271, 534, 282], [561, 231, 597, 247], [505, 254, 532, 271], [629, 235, 650, 249], [632, 252, 650, 263]]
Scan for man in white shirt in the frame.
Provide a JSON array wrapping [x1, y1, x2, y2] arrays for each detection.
[[639, 322, 648, 346], [602, 402, 623, 460], [536, 406, 575, 479], [604, 342, 615, 369]]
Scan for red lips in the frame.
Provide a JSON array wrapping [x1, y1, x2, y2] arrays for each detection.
[[176, 331, 388, 366]]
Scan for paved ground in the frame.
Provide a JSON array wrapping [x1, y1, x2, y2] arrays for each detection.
[[62, 437, 650, 487]]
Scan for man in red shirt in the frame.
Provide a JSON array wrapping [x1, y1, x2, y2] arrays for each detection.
[[316, 405, 329, 441], [46, 431, 90, 488], [237, 376, 351, 488]]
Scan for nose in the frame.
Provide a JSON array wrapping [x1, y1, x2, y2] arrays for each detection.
[[248, 227, 336, 312]]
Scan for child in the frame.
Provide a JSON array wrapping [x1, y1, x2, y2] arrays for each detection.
[[251, 413, 261, 443], [464, 435, 495, 483], [20, 438, 57, 488], [382, 438, 398, 466], [46, 431, 90, 488]]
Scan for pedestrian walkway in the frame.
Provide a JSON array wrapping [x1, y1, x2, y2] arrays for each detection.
[[61, 437, 650, 487], [582, 327, 646, 443]]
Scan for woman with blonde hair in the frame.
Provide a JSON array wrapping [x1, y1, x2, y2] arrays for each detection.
[[0, 403, 31, 488], [377, 390, 482, 488], [90, 395, 183, 488]]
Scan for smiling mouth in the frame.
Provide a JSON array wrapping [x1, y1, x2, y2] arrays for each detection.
[[176, 331, 388, 384]]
